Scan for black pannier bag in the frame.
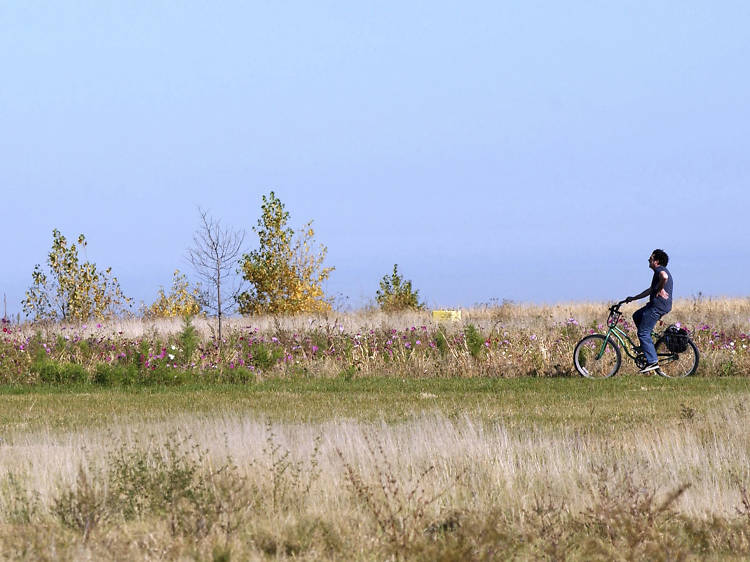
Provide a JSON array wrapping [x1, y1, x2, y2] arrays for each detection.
[[664, 325, 689, 353]]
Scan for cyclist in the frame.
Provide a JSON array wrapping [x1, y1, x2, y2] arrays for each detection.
[[624, 249, 673, 372]]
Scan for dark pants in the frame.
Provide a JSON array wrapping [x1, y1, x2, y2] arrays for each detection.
[[633, 304, 664, 364]]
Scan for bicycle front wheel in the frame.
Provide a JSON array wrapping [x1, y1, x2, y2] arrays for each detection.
[[655, 338, 699, 378], [573, 334, 622, 379]]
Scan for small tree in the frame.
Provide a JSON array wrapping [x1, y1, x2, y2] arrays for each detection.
[[144, 269, 202, 318], [237, 191, 334, 315], [187, 209, 245, 343], [23, 229, 131, 321], [376, 264, 425, 312]]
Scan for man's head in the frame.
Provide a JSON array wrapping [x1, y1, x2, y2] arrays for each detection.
[[649, 249, 669, 268]]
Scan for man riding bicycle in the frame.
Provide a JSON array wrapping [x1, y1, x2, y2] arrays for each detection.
[[624, 249, 673, 373]]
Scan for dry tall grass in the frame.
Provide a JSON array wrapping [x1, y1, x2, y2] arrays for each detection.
[[18, 296, 750, 340], [2, 399, 750, 559]]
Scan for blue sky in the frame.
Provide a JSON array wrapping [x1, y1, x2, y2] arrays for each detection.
[[2, 1, 748, 316]]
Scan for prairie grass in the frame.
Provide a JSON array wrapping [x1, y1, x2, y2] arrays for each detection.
[[3, 297, 749, 384], [1, 378, 750, 559], [14, 296, 750, 339]]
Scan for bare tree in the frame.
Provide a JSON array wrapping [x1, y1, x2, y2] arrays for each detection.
[[187, 208, 245, 344]]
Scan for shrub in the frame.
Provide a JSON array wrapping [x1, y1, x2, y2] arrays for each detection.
[[376, 264, 425, 312], [178, 315, 199, 364], [32, 359, 87, 384], [464, 324, 485, 359], [250, 341, 283, 371], [51, 467, 109, 542], [144, 270, 202, 318]]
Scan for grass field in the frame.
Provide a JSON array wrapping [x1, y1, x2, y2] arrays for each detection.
[[2, 376, 750, 560], [1, 300, 749, 559]]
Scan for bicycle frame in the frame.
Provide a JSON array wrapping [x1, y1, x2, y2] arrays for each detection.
[[594, 302, 658, 362], [598, 324, 644, 361]]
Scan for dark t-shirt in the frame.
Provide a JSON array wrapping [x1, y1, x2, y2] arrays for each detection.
[[650, 265, 673, 313]]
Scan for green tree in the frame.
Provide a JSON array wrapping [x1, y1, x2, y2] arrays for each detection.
[[376, 264, 425, 312], [23, 229, 132, 321], [237, 192, 334, 315]]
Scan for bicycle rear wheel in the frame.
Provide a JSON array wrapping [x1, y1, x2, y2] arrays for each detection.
[[655, 338, 699, 378], [573, 334, 622, 379]]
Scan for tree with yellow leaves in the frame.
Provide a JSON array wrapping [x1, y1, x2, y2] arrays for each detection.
[[144, 269, 202, 318], [23, 229, 132, 322], [237, 192, 334, 315]]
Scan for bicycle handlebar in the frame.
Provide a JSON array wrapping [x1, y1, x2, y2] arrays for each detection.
[[607, 301, 625, 327]]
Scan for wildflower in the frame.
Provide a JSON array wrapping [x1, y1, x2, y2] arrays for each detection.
[[415, 340, 421, 345], [311, 345, 319, 354], [168, 353, 175, 360]]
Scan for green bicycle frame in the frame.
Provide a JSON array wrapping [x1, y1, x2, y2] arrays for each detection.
[[597, 324, 650, 361]]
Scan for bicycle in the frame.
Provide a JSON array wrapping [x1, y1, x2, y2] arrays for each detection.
[[573, 301, 700, 379]]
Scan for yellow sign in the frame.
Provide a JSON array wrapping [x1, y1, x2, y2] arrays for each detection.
[[432, 310, 461, 322]]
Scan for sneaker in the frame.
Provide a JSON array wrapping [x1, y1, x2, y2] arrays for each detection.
[[639, 363, 659, 373]]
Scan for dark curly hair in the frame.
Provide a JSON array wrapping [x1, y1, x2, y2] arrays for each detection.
[[651, 249, 669, 266]]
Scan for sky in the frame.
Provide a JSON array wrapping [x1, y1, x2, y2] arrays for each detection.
[[1, 1, 749, 317]]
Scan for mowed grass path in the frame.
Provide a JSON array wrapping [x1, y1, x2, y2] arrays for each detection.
[[1, 376, 748, 435]]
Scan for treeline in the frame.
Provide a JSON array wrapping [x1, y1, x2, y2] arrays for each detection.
[[19, 192, 424, 327]]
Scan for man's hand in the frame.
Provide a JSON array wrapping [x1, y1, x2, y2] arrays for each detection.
[[658, 289, 670, 299]]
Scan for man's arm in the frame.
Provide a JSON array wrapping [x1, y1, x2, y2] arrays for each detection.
[[625, 288, 650, 303], [654, 270, 669, 299], [625, 271, 669, 303]]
